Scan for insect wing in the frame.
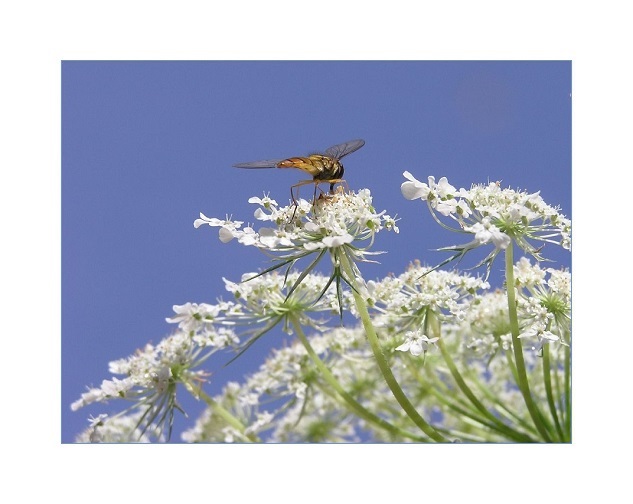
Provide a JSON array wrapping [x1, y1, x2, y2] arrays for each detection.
[[324, 139, 365, 160], [233, 159, 284, 169]]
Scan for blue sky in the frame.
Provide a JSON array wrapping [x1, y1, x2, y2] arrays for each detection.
[[62, 61, 571, 442]]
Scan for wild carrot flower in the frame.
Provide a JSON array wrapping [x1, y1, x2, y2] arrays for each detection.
[[195, 189, 397, 254], [71, 325, 238, 440], [401, 172, 571, 277], [180, 325, 378, 443], [222, 271, 346, 330], [450, 258, 570, 360], [367, 260, 490, 333], [71, 167, 572, 443], [195, 189, 399, 319], [74, 412, 163, 443], [513, 257, 571, 351]]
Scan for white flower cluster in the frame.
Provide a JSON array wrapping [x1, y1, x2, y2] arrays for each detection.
[[71, 322, 239, 440], [71, 327, 235, 412], [457, 290, 514, 358], [367, 260, 491, 333], [402, 172, 571, 254], [180, 275, 562, 444], [222, 270, 347, 330], [72, 253, 570, 443], [71, 168, 572, 442], [515, 258, 571, 352], [194, 189, 398, 258], [165, 301, 232, 335], [74, 412, 164, 443], [453, 258, 570, 358], [181, 325, 377, 443]]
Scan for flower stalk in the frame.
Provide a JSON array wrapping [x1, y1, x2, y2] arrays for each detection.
[[504, 242, 553, 441], [337, 249, 448, 442], [290, 314, 428, 442], [197, 389, 260, 442]]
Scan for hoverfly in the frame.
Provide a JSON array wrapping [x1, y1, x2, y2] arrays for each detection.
[[233, 139, 365, 202]]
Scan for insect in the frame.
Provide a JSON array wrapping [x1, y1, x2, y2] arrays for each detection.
[[233, 139, 365, 201]]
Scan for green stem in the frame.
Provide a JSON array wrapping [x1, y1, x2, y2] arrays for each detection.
[[430, 390, 516, 440], [503, 348, 520, 384], [551, 344, 569, 441], [467, 367, 540, 438], [197, 389, 260, 442], [338, 249, 448, 442], [290, 315, 428, 442], [542, 344, 565, 441], [504, 243, 552, 441], [409, 354, 484, 414], [564, 342, 572, 440], [403, 353, 506, 438], [436, 338, 535, 442]]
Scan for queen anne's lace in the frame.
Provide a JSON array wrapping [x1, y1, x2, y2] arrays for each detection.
[[72, 171, 571, 443], [401, 173, 571, 272], [194, 189, 398, 259]]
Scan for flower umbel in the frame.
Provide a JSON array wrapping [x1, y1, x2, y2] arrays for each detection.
[[195, 188, 399, 318], [401, 172, 571, 278], [367, 260, 490, 333], [72, 167, 571, 443], [196, 188, 398, 255], [514, 257, 571, 350], [218, 270, 352, 362], [71, 325, 238, 441]]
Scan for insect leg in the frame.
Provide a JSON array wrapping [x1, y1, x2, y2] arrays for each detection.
[[289, 179, 317, 221]]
